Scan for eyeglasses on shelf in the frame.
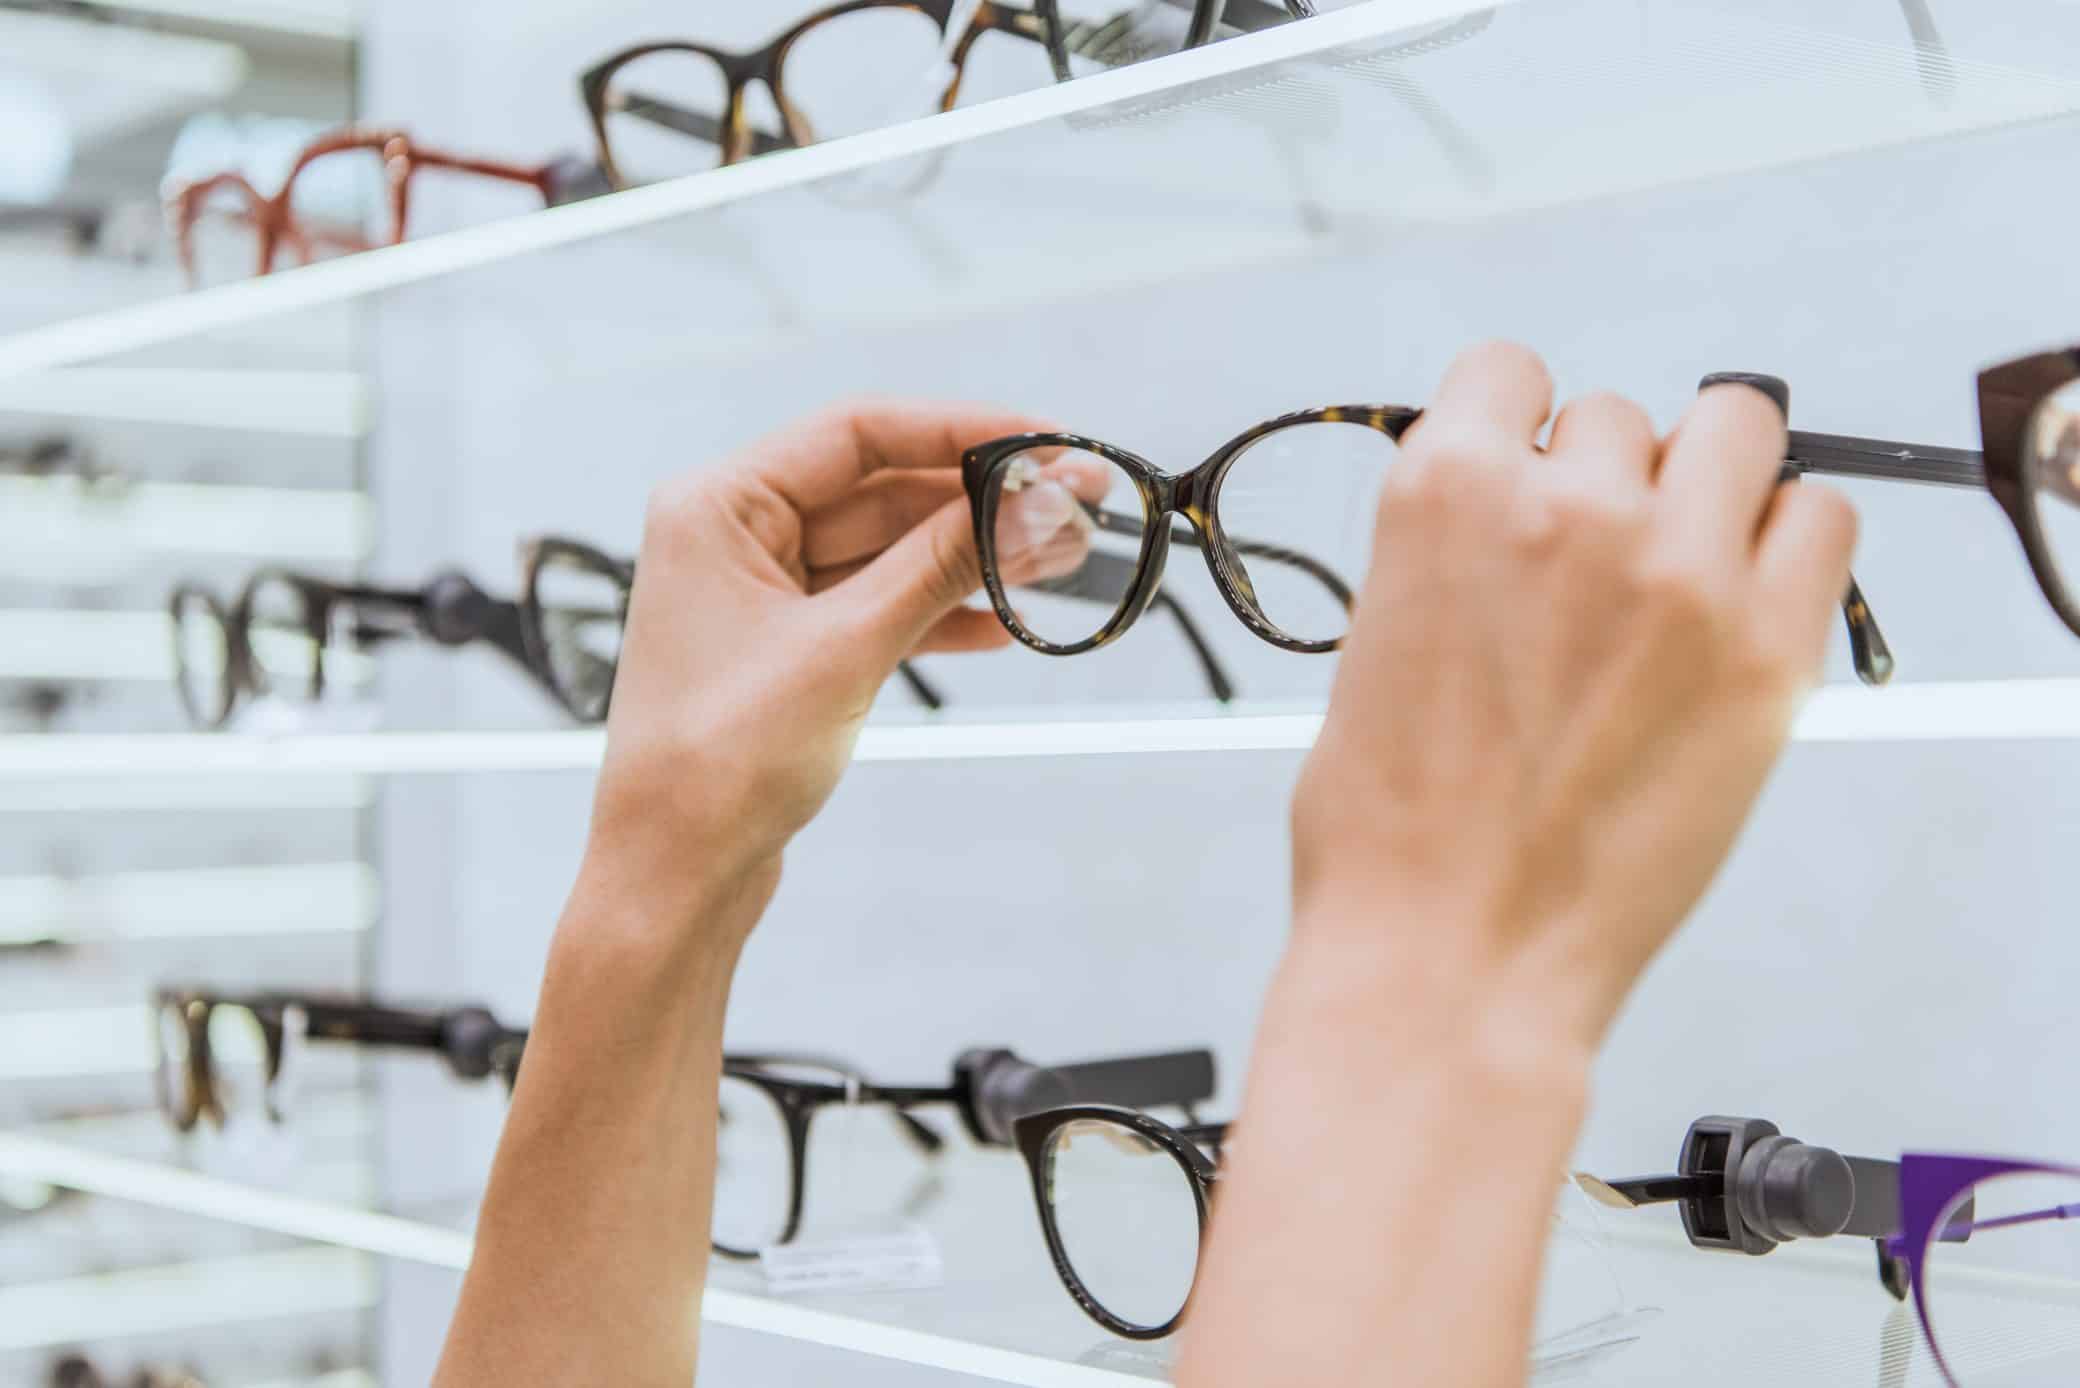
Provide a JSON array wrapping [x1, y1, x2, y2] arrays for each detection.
[[516, 533, 1240, 720], [1578, 1112, 2080, 1387], [1012, 1102, 1228, 1338], [168, 565, 555, 730], [714, 1045, 1214, 1258], [163, 127, 606, 285], [580, 1, 1058, 186], [150, 987, 527, 1133]]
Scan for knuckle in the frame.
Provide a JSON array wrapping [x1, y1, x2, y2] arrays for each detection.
[[641, 475, 712, 546], [925, 519, 981, 605]]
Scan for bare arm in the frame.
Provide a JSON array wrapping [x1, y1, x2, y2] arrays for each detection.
[[1177, 343, 1860, 1387], [432, 399, 1062, 1386]]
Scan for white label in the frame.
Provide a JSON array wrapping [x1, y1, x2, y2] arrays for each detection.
[[758, 1224, 945, 1297]]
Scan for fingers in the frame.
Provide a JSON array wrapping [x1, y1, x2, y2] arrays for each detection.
[[1415, 340, 1554, 452], [1755, 480, 1859, 654], [749, 397, 1057, 514], [834, 496, 992, 657], [802, 471, 964, 570], [1547, 391, 1657, 484], [1655, 383, 1789, 558], [911, 605, 1013, 655]]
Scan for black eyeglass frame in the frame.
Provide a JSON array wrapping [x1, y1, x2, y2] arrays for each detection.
[[1011, 1102, 1231, 1340], [715, 1046, 1216, 1261], [169, 566, 543, 730]]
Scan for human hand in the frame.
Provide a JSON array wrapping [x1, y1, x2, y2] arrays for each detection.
[[580, 399, 1079, 934], [1290, 340, 1858, 1047]]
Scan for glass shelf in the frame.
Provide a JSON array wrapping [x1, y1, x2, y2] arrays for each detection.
[[5, 1125, 2057, 1386], [1, 679, 2078, 780], [6, 0, 2080, 379]]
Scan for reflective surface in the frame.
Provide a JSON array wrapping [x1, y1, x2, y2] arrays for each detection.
[[714, 1074, 796, 1254], [2027, 382, 2080, 617]]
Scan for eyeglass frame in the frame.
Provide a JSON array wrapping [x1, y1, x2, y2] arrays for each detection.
[[151, 986, 526, 1132], [169, 566, 546, 730], [164, 127, 600, 283], [1033, 0, 1312, 81], [716, 1046, 1215, 1260], [967, 397, 1898, 685], [962, 405, 1407, 658], [1011, 1102, 1231, 1339], [579, 0, 1056, 186], [1718, 350, 2080, 645]]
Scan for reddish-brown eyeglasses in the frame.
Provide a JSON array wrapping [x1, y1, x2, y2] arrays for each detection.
[[163, 127, 605, 285]]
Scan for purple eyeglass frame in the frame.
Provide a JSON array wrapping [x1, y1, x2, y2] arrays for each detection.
[[1891, 1153, 2080, 1386]]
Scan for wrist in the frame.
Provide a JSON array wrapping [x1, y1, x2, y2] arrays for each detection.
[[560, 833, 780, 980], [1281, 887, 1602, 1093]]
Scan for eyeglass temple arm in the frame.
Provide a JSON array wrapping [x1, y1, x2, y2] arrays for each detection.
[[613, 92, 790, 158], [895, 660, 944, 709], [1700, 377, 1902, 686], [728, 1053, 953, 1155], [1037, 548, 1240, 701], [296, 999, 526, 1085], [1896, 0, 1954, 105], [1156, 0, 1301, 34]]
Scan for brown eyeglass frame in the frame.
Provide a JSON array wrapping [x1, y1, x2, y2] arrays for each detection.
[[579, 0, 1055, 186], [963, 405, 1405, 659], [966, 401, 1897, 685], [164, 127, 586, 283]]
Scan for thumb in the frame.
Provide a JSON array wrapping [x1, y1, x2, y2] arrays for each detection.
[[844, 496, 990, 660]]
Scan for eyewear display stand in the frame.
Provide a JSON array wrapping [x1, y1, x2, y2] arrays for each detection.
[[5, 1125, 2066, 1386], [11, 1, 2080, 1383], [7, 0, 2080, 379]]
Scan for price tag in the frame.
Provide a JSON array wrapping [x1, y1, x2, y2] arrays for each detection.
[[758, 1224, 944, 1297]]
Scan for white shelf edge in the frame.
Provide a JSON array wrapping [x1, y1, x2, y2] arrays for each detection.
[[0, 368, 368, 438], [0, 1134, 1144, 1388], [0, 0, 1502, 380], [3, 680, 2080, 779]]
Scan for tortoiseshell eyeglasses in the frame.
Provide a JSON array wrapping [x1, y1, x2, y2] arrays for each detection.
[[581, 1, 1057, 186], [164, 127, 605, 285]]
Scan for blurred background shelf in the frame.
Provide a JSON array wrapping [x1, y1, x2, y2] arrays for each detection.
[[9, 0, 2080, 378], [5, 679, 2080, 781]]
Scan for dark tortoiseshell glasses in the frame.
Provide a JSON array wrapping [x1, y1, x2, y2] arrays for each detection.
[[962, 407, 1395, 661], [164, 127, 605, 284], [580, 1, 1056, 186]]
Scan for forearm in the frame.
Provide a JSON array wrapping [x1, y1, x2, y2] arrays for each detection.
[[433, 855, 777, 1387], [1175, 909, 1592, 1388]]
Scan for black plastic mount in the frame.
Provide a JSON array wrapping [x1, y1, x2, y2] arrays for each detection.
[[951, 1046, 1217, 1147], [1674, 1115, 1898, 1257]]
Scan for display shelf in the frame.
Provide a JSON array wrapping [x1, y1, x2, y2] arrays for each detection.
[[8, 1130, 2066, 1385], [0, 369, 368, 438], [0, 1135, 1149, 1388], [5, 0, 2080, 377], [2, 679, 2079, 780]]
